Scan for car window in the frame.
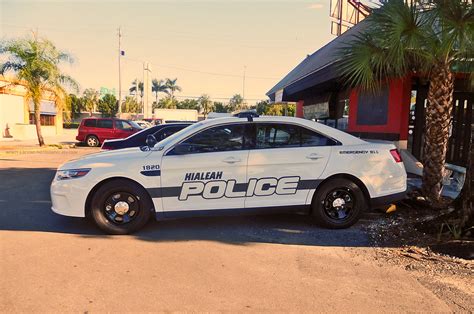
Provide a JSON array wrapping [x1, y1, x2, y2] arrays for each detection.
[[154, 126, 185, 141], [256, 124, 300, 149], [84, 119, 96, 127], [300, 127, 337, 146], [255, 123, 337, 149], [180, 124, 245, 154], [97, 119, 113, 129], [158, 121, 204, 148], [116, 120, 133, 130]]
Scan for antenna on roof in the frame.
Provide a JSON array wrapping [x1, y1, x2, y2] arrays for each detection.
[[329, 0, 372, 36]]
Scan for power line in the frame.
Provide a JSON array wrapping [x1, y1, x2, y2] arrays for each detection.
[[0, 23, 114, 34], [120, 33, 296, 50], [173, 95, 265, 101], [122, 57, 279, 80]]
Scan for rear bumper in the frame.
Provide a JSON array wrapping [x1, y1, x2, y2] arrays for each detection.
[[370, 190, 407, 209]]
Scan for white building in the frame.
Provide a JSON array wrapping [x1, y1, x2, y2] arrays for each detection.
[[0, 76, 63, 140]]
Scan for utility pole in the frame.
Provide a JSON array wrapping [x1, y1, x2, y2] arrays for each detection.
[[117, 27, 122, 116], [242, 65, 247, 108], [143, 62, 152, 118]]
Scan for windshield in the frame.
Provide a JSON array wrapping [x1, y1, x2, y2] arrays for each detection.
[[122, 125, 155, 139], [129, 121, 141, 129], [157, 122, 204, 148]]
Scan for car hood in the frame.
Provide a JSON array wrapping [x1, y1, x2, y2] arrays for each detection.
[[58, 147, 152, 170]]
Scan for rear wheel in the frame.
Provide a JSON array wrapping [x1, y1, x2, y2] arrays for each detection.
[[86, 135, 100, 147], [90, 179, 153, 234], [311, 178, 366, 229]]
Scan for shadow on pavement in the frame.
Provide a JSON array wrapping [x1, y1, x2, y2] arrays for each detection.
[[0, 167, 378, 247]]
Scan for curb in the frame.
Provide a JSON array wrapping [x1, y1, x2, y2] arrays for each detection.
[[0, 146, 77, 156]]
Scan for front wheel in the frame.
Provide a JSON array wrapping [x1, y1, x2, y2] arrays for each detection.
[[311, 178, 366, 229], [90, 179, 153, 234]]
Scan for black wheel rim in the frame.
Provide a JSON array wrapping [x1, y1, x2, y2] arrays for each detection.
[[103, 192, 140, 225], [322, 188, 355, 222]]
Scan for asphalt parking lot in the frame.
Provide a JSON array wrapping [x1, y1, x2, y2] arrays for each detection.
[[0, 148, 451, 312]]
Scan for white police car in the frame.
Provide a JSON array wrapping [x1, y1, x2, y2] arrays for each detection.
[[51, 116, 407, 234]]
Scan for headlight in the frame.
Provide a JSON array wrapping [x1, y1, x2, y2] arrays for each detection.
[[56, 168, 91, 180]]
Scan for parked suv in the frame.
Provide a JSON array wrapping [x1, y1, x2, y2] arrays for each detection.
[[76, 118, 141, 147]]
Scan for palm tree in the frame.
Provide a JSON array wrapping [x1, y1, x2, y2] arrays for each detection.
[[158, 95, 178, 109], [338, 0, 473, 204], [151, 79, 168, 104], [82, 88, 100, 116], [165, 78, 182, 98], [129, 79, 144, 101], [0, 35, 78, 146], [198, 94, 214, 117], [228, 94, 244, 112]]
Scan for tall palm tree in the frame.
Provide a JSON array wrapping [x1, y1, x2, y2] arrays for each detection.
[[165, 78, 182, 98], [151, 79, 168, 104], [0, 35, 78, 146], [338, 0, 473, 204], [129, 79, 144, 101]]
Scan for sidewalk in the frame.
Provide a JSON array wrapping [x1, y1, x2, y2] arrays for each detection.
[[0, 129, 78, 153]]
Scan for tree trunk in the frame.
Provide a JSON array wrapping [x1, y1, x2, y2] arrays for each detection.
[[421, 63, 455, 204], [34, 102, 45, 147]]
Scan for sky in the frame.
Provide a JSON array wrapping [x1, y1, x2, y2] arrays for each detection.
[[1, 0, 338, 104]]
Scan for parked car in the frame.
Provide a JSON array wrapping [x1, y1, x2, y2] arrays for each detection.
[[53, 116, 406, 234], [76, 118, 142, 147], [134, 120, 153, 129], [101, 123, 192, 150], [143, 118, 163, 125]]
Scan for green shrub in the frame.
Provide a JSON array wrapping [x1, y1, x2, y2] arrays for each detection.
[[63, 122, 80, 129]]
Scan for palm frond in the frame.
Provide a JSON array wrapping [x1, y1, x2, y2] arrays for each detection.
[[337, 0, 440, 92], [57, 74, 79, 93], [0, 61, 24, 75]]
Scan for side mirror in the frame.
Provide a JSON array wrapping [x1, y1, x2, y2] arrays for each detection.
[[146, 134, 158, 148], [172, 143, 192, 155]]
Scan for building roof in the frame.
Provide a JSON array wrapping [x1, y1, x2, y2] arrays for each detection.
[[266, 21, 368, 100]]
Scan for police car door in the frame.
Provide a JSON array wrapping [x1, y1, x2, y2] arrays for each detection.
[[160, 123, 249, 214], [245, 123, 333, 208]]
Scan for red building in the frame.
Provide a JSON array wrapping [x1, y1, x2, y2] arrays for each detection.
[[266, 22, 473, 167]]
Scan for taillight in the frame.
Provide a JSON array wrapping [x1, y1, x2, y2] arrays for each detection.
[[390, 149, 402, 163]]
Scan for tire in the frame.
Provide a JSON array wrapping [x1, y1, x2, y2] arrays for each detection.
[[90, 179, 153, 234], [311, 178, 366, 229], [86, 135, 100, 147]]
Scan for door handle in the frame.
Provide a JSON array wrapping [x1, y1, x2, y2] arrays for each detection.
[[222, 157, 241, 164], [306, 153, 324, 160]]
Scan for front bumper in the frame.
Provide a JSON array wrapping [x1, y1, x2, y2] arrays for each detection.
[[50, 177, 90, 217]]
